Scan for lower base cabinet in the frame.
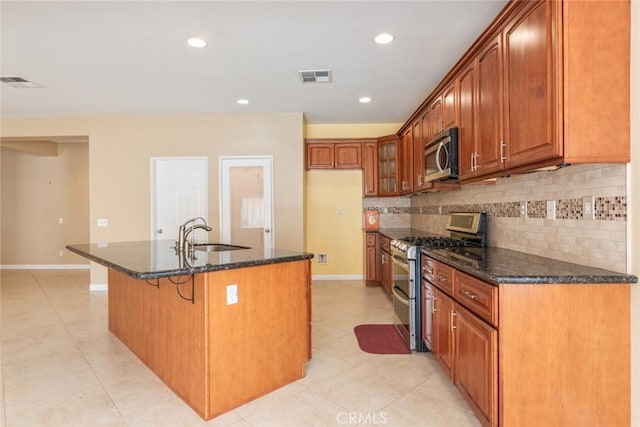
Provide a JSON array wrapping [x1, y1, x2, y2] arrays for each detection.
[[422, 254, 630, 427], [454, 304, 497, 427]]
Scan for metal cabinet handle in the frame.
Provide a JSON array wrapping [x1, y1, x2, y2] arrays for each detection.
[[424, 267, 433, 274], [500, 140, 507, 162], [438, 275, 448, 282], [432, 297, 437, 313], [451, 311, 457, 330], [462, 290, 477, 300]]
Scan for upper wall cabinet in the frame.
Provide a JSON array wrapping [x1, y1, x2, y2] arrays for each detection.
[[305, 140, 362, 169], [378, 134, 399, 196], [399, 0, 630, 186], [463, 0, 630, 181]]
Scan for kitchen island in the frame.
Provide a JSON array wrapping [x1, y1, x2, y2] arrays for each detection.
[[67, 240, 314, 420]]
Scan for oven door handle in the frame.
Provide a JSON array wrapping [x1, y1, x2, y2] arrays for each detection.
[[392, 286, 410, 305], [392, 255, 410, 270]]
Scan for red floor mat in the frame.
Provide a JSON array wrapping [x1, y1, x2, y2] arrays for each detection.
[[353, 324, 411, 355]]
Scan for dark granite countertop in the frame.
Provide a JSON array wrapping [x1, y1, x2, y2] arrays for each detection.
[[423, 246, 637, 285], [67, 240, 314, 280]]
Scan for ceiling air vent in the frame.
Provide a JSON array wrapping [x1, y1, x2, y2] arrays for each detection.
[[298, 69, 331, 83], [0, 76, 41, 88]]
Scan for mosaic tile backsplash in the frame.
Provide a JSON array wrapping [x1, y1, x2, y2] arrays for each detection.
[[364, 164, 629, 273]]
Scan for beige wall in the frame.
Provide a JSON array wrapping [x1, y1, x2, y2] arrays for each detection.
[[630, 0, 639, 424], [1, 143, 89, 265], [303, 123, 400, 278], [1, 113, 305, 285]]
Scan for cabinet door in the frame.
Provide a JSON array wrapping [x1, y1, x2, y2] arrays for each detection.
[[377, 137, 398, 196], [306, 143, 334, 169], [454, 304, 498, 427], [476, 33, 504, 176], [399, 128, 413, 194], [457, 62, 477, 180], [422, 281, 435, 352], [380, 249, 392, 294], [362, 142, 378, 196], [412, 117, 425, 191], [365, 233, 378, 282], [334, 143, 362, 169], [442, 81, 458, 130], [503, 0, 559, 169], [433, 288, 455, 379], [430, 97, 443, 137]]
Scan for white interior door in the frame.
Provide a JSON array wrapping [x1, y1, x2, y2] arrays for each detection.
[[220, 156, 273, 248], [151, 157, 208, 241]]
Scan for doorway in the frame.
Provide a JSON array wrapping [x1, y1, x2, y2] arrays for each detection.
[[150, 157, 208, 241], [219, 156, 273, 248]]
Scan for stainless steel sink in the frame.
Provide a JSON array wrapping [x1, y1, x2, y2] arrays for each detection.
[[192, 243, 251, 252]]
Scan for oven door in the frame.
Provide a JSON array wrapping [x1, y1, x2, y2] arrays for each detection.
[[391, 251, 415, 350]]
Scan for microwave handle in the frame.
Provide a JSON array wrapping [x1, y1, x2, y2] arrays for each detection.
[[435, 141, 449, 173]]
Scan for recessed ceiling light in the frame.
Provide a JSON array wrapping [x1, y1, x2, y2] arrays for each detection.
[[359, 97, 372, 103], [187, 37, 208, 48], [237, 99, 249, 105], [374, 33, 395, 45]]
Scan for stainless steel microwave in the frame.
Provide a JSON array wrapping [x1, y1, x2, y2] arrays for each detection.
[[424, 127, 458, 183]]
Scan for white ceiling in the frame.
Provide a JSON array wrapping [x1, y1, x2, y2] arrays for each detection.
[[0, 1, 508, 124]]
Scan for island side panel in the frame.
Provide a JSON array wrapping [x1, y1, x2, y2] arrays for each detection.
[[206, 259, 311, 418], [499, 283, 630, 427], [108, 270, 208, 417]]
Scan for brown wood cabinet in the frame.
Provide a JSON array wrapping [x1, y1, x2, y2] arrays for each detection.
[[412, 117, 426, 191], [455, 304, 497, 427], [433, 286, 456, 379], [377, 135, 399, 196], [422, 253, 630, 427], [364, 232, 378, 284], [305, 140, 362, 169], [474, 33, 505, 179], [421, 280, 435, 351], [362, 141, 378, 196], [398, 0, 629, 186], [399, 127, 413, 194]]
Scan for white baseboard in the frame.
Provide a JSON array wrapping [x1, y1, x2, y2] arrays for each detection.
[[311, 274, 364, 281], [0, 264, 90, 270], [90, 283, 108, 291]]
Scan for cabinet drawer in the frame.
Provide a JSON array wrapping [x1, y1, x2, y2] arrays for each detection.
[[379, 235, 391, 253], [421, 254, 436, 283], [433, 262, 454, 295], [454, 270, 498, 326], [366, 233, 377, 247]]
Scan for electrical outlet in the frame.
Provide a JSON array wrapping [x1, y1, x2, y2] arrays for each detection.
[[58, 249, 64, 257], [97, 218, 108, 227], [226, 284, 238, 305], [337, 207, 343, 216], [58, 217, 64, 224], [546, 200, 556, 220], [318, 254, 328, 264], [520, 201, 527, 218], [582, 196, 595, 220]]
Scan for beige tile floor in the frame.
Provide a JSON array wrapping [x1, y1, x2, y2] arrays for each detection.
[[0, 269, 480, 427]]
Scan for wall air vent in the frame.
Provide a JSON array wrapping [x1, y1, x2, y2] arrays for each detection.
[[298, 69, 331, 83], [0, 76, 41, 88]]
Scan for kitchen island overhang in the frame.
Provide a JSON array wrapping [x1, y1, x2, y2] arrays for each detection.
[[67, 240, 314, 420]]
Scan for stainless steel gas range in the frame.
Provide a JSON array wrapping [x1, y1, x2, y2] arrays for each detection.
[[390, 212, 487, 352]]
